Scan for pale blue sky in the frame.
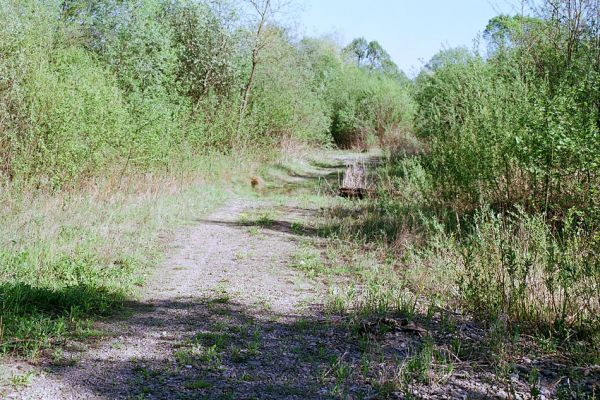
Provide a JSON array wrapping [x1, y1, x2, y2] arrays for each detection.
[[297, 0, 522, 76]]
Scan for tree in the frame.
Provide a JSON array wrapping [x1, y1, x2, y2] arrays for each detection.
[[236, 0, 289, 144], [484, 14, 544, 55], [365, 41, 387, 69], [423, 46, 473, 73], [343, 38, 404, 79], [169, 1, 239, 103], [343, 37, 369, 67]]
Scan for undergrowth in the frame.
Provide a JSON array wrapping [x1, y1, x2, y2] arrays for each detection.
[[318, 153, 600, 358], [0, 155, 252, 359], [295, 150, 599, 397]]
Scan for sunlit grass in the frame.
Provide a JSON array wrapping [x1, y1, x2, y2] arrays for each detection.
[[0, 155, 254, 358]]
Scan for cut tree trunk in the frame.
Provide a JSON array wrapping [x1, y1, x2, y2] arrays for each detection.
[[339, 162, 371, 199]]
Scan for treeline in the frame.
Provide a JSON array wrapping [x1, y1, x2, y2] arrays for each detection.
[[0, 0, 413, 188], [385, 0, 599, 338]]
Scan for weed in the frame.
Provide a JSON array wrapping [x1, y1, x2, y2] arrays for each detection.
[[240, 372, 255, 382], [238, 210, 277, 227], [195, 331, 230, 351], [185, 379, 212, 390], [247, 226, 261, 236], [230, 346, 249, 363], [9, 371, 35, 388], [400, 339, 435, 385], [291, 244, 333, 277]]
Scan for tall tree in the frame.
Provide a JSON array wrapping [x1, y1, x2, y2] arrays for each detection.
[[344, 38, 404, 79], [343, 37, 369, 67], [236, 0, 288, 144]]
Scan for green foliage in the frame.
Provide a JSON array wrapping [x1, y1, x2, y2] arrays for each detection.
[[0, 162, 232, 356], [246, 28, 331, 146], [415, 8, 599, 214], [458, 208, 600, 333], [484, 14, 545, 54], [0, 0, 50, 179], [415, 55, 529, 208], [78, 0, 189, 167], [1, 0, 415, 186], [342, 38, 405, 79], [421, 46, 474, 73], [343, 37, 370, 67], [315, 0, 600, 365], [325, 64, 414, 149], [25, 47, 131, 184], [0, 1, 131, 186], [168, 0, 241, 102], [299, 36, 413, 149], [374, 0, 600, 348]]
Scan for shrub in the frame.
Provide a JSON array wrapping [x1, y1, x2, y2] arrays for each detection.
[[0, 1, 131, 186], [247, 28, 331, 147], [301, 37, 414, 150], [415, 55, 531, 210], [457, 208, 600, 333], [415, 7, 599, 216]]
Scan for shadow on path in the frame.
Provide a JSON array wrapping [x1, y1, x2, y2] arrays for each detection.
[[38, 296, 524, 400]]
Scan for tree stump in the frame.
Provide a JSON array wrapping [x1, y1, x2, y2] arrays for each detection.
[[338, 162, 370, 199]]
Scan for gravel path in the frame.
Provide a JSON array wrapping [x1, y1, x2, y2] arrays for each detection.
[[4, 195, 338, 399]]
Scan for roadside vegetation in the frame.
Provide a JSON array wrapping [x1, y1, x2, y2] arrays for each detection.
[[304, 1, 599, 397]]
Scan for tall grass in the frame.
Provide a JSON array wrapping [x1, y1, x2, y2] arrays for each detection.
[[319, 153, 600, 361], [0, 155, 253, 358], [457, 208, 600, 334]]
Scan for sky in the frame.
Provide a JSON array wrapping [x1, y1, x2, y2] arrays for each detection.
[[297, 0, 523, 76]]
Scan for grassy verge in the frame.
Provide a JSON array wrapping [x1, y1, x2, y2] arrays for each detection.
[[0, 155, 256, 359], [275, 151, 599, 398], [317, 156, 598, 337]]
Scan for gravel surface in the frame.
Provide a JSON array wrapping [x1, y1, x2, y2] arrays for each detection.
[[3, 197, 332, 399]]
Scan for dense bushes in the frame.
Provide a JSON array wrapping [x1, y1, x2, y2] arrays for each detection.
[[363, 0, 600, 345], [415, 8, 599, 216], [242, 28, 331, 147], [415, 56, 530, 209], [26, 47, 131, 183], [0, 1, 131, 185], [410, 3, 599, 338], [0, 0, 413, 187], [299, 37, 415, 150], [0, 0, 183, 186]]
